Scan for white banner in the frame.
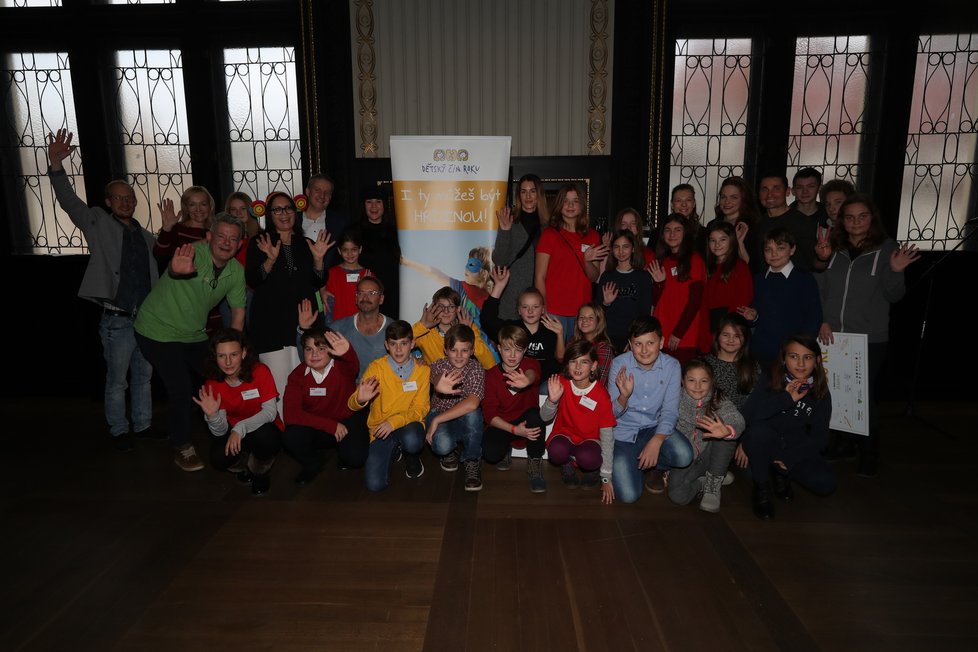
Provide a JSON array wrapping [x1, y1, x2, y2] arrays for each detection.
[[822, 331, 869, 436], [391, 135, 511, 360]]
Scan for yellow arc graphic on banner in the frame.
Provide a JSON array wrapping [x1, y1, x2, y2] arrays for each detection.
[[393, 180, 507, 231]]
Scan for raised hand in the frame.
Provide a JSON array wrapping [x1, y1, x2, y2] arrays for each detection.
[[192, 384, 222, 417], [735, 220, 749, 244], [540, 313, 563, 336], [420, 302, 440, 328], [456, 307, 473, 327], [496, 205, 514, 231], [434, 369, 463, 395], [503, 367, 531, 390], [308, 228, 335, 261], [890, 242, 921, 272], [615, 366, 635, 401], [169, 243, 197, 276], [736, 305, 757, 322], [47, 129, 76, 169], [158, 197, 180, 231], [490, 265, 510, 298], [546, 375, 564, 403], [696, 414, 731, 439], [297, 298, 319, 330], [584, 243, 609, 264], [646, 260, 666, 283], [256, 233, 281, 265], [324, 330, 350, 357], [356, 376, 380, 404], [602, 281, 619, 306]]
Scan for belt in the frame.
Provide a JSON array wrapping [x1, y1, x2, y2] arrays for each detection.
[[104, 306, 136, 318]]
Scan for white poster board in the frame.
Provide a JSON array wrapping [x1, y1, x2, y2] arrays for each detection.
[[822, 331, 869, 436]]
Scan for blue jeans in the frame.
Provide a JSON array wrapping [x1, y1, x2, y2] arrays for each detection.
[[364, 422, 425, 491], [612, 427, 694, 504], [553, 314, 577, 345], [427, 407, 483, 460], [100, 313, 153, 436]]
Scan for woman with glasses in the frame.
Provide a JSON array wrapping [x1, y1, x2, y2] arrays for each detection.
[[246, 191, 335, 412], [816, 194, 920, 478]]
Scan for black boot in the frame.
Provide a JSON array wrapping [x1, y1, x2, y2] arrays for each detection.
[[770, 467, 794, 502], [856, 428, 880, 478], [752, 482, 775, 520], [824, 430, 857, 462]]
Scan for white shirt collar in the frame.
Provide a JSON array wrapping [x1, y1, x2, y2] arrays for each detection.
[[304, 359, 335, 383], [766, 260, 795, 278], [570, 380, 597, 396]]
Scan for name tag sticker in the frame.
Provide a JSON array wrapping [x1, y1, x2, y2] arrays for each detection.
[[346, 273, 360, 282], [309, 387, 327, 396], [579, 395, 597, 410], [241, 388, 260, 400], [581, 244, 590, 253], [670, 266, 678, 277], [402, 381, 418, 392]]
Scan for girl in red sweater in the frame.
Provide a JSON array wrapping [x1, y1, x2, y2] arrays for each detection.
[[540, 340, 616, 490], [650, 213, 707, 367], [699, 221, 753, 352]]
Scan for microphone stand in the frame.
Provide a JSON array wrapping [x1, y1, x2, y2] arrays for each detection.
[[903, 217, 978, 437]]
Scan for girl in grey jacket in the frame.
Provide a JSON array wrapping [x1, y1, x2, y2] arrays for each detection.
[[666, 358, 745, 512]]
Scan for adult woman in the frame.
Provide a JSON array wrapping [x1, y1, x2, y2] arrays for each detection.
[[817, 194, 919, 477], [358, 185, 402, 318], [699, 220, 753, 352], [155, 185, 222, 333], [154, 185, 216, 266], [649, 213, 706, 367], [703, 176, 760, 268], [246, 191, 334, 407], [493, 173, 550, 319], [534, 183, 608, 340]]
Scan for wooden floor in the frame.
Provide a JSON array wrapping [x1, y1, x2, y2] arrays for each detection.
[[2, 397, 976, 652]]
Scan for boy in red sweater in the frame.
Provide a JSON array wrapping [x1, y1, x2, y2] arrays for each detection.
[[282, 327, 369, 486]]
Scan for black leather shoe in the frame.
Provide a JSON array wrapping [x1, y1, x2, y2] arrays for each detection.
[[251, 473, 270, 496], [856, 455, 878, 479], [294, 468, 321, 486], [771, 470, 794, 502], [235, 470, 254, 485], [112, 433, 134, 452], [133, 425, 168, 441], [752, 482, 775, 520]]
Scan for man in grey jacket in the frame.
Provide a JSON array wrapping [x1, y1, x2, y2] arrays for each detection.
[[48, 128, 161, 451]]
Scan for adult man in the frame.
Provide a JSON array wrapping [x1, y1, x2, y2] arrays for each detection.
[[47, 128, 160, 452], [757, 172, 818, 272], [134, 215, 247, 471], [301, 174, 348, 269], [604, 316, 691, 504], [330, 276, 391, 380]]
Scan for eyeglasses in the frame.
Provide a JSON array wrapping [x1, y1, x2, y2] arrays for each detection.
[[356, 290, 381, 297], [270, 206, 296, 215]]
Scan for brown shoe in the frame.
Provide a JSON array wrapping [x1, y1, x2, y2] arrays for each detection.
[[174, 444, 204, 472], [645, 469, 667, 494]]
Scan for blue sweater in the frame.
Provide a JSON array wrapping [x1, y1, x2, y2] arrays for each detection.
[[750, 265, 822, 364]]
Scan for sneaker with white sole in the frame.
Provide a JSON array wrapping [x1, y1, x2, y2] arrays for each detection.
[[439, 450, 460, 472], [645, 469, 666, 494], [699, 471, 724, 513], [723, 470, 735, 486], [463, 459, 483, 492], [404, 454, 424, 479], [174, 444, 204, 472]]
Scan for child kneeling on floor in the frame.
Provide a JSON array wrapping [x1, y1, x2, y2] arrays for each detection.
[[540, 339, 615, 491], [666, 358, 744, 512], [426, 324, 486, 491], [349, 319, 429, 490]]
